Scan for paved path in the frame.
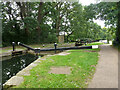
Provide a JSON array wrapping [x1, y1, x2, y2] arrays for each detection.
[[88, 44, 118, 88]]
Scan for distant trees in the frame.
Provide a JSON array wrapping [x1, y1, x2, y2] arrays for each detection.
[[85, 2, 119, 45], [2, 2, 109, 47]]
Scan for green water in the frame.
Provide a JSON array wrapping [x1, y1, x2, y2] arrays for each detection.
[[2, 54, 38, 84]]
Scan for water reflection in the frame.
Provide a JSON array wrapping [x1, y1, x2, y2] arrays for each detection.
[[2, 54, 38, 84]]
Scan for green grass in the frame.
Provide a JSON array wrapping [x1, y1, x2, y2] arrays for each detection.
[[83, 48, 100, 52], [14, 49, 99, 88], [0, 44, 2, 47], [86, 42, 104, 46]]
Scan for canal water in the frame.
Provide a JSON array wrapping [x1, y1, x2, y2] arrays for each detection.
[[2, 54, 38, 84]]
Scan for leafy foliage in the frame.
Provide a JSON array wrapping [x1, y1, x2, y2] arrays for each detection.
[[2, 2, 112, 47], [85, 2, 119, 45]]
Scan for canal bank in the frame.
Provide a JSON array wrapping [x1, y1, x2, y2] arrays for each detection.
[[3, 52, 64, 89]]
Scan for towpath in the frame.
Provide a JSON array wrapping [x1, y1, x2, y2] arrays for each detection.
[[88, 44, 118, 88]]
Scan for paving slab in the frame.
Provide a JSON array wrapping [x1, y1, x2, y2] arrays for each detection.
[[57, 52, 70, 56], [48, 66, 71, 74], [4, 76, 24, 88], [16, 68, 30, 76]]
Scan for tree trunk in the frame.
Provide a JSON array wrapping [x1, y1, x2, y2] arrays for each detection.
[[37, 2, 44, 43]]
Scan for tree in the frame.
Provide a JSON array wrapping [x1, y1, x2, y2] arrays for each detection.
[[2, 1, 108, 47], [85, 2, 119, 45]]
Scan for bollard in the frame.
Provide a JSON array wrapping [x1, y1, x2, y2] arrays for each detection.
[[54, 43, 57, 54], [85, 41, 87, 46], [12, 42, 15, 51]]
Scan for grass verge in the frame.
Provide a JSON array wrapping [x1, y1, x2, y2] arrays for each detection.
[[86, 42, 104, 46], [14, 49, 99, 88]]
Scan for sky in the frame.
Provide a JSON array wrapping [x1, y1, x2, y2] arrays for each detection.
[[79, 0, 105, 28], [79, 0, 97, 6]]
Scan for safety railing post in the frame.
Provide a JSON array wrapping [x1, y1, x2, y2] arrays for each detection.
[[54, 43, 57, 54], [12, 42, 15, 51]]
